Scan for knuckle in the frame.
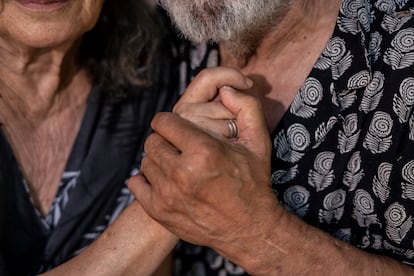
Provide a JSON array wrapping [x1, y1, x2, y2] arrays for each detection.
[[140, 156, 149, 172], [173, 166, 192, 185], [173, 100, 189, 113], [163, 194, 177, 209], [152, 112, 172, 129], [172, 102, 183, 113], [176, 109, 192, 120], [143, 133, 157, 153], [195, 68, 215, 84]]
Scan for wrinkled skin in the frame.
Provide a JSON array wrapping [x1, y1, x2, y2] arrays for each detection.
[[128, 67, 281, 273]]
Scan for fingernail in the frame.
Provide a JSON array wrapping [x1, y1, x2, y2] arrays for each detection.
[[222, 85, 238, 92], [245, 77, 253, 87]]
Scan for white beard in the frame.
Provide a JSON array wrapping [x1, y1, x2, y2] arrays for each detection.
[[158, 0, 292, 58]]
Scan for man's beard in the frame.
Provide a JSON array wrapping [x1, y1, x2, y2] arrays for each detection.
[[158, 0, 292, 59]]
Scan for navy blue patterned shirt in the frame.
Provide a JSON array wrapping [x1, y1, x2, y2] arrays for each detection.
[[174, 0, 414, 275]]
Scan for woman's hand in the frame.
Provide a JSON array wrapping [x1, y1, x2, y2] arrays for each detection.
[[128, 66, 279, 274], [172, 67, 253, 139]]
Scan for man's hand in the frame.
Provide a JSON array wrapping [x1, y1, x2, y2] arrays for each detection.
[[128, 67, 280, 271]]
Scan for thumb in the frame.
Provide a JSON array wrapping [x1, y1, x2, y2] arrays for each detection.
[[127, 174, 154, 215]]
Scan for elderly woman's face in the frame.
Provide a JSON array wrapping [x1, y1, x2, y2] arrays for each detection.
[[0, 0, 104, 48]]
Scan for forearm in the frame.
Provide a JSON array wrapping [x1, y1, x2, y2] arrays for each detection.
[[41, 201, 178, 276], [216, 208, 414, 275]]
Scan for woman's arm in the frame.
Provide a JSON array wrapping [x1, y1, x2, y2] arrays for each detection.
[[41, 201, 178, 276]]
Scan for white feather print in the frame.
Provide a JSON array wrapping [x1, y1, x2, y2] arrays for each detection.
[[314, 152, 335, 174], [271, 165, 299, 185], [340, 0, 359, 18], [386, 219, 413, 244], [360, 90, 383, 113], [343, 113, 359, 135], [287, 123, 311, 151], [353, 209, 381, 228], [314, 56, 331, 70], [325, 37, 347, 62], [393, 94, 411, 123], [393, 77, 414, 123], [337, 90, 358, 111], [274, 129, 307, 163], [384, 48, 414, 70], [290, 96, 318, 119], [381, 14, 411, 34], [313, 116, 338, 149], [338, 114, 360, 153], [332, 51, 354, 80], [399, 77, 414, 105], [385, 203, 413, 244], [374, 0, 396, 14], [347, 70, 371, 89], [401, 160, 414, 182], [274, 131, 290, 160], [291, 78, 323, 118], [402, 182, 414, 200], [331, 83, 340, 107], [360, 71, 384, 113], [358, 2, 372, 32], [369, 32, 383, 63], [410, 115, 414, 141], [324, 189, 346, 209], [372, 162, 392, 203], [363, 133, 393, 154], [319, 189, 346, 224], [338, 17, 360, 35], [283, 186, 310, 218], [352, 189, 380, 228], [392, 28, 414, 53], [339, 130, 361, 154], [363, 111, 393, 154], [343, 152, 364, 191], [302, 78, 324, 105], [319, 207, 345, 224], [401, 161, 414, 200], [308, 152, 335, 192], [309, 170, 335, 192]]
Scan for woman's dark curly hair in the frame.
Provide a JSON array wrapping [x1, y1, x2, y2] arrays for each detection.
[[80, 0, 161, 95]]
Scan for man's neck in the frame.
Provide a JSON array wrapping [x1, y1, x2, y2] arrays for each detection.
[[220, 0, 341, 69], [219, 0, 342, 132]]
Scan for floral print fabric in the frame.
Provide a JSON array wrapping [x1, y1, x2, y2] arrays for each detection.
[[174, 0, 414, 274]]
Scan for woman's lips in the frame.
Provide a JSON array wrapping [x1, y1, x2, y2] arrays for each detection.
[[15, 0, 69, 11], [16, 0, 67, 4]]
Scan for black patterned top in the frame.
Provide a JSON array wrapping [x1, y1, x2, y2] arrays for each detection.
[[174, 0, 414, 275], [0, 13, 188, 275]]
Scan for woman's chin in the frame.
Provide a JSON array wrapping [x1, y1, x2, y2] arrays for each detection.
[[0, 0, 102, 49], [3, 26, 79, 50]]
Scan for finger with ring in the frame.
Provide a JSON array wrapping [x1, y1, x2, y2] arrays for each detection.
[[227, 119, 239, 138]]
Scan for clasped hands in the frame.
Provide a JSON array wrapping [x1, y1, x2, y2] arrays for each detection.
[[128, 67, 280, 272]]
